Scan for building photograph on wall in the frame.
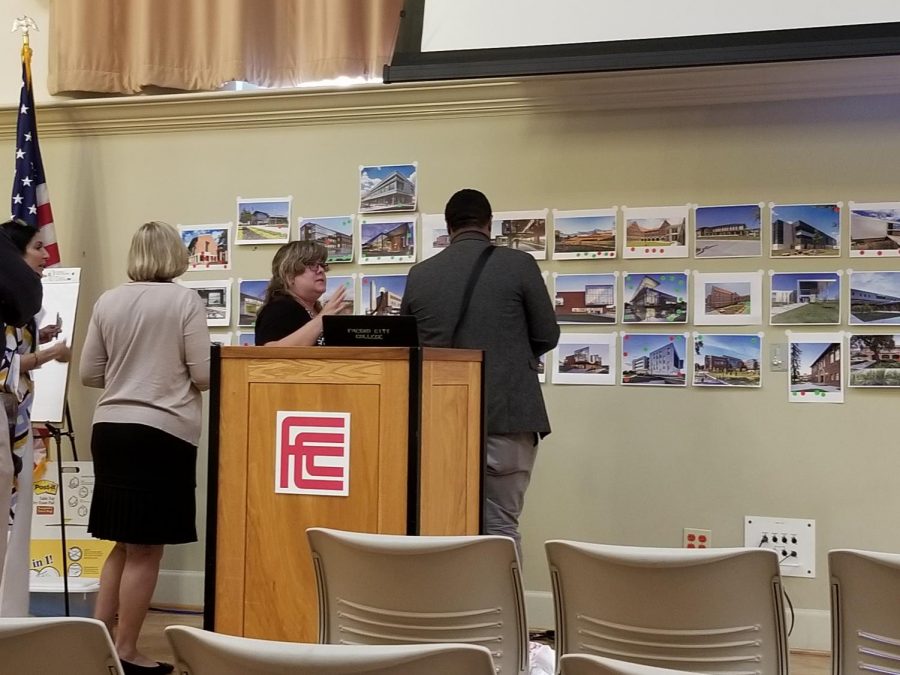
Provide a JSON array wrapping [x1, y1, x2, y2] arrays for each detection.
[[297, 215, 354, 263], [235, 197, 291, 245], [770, 203, 841, 257], [323, 275, 356, 315], [693, 333, 762, 387], [849, 202, 900, 258], [788, 332, 844, 403], [552, 333, 616, 385], [553, 273, 617, 323], [359, 216, 416, 264], [490, 210, 548, 259], [180, 224, 231, 271], [620, 333, 688, 386], [237, 278, 267, 326], [622, 273, 688, 323], [622, 205, 688, 259], [693, 271, 762, 325], [849, 202, 900, 257], [210, 332, 233, 346], [769, 272, 841, 325], [552, 208, 617, 259], [360, 274, 407, 316], [693, 204, 762, 258], [849, 334, 900, 387], [420, 213, 449, 259], [849, 271, 900, 325], [359, 163, 417, 213], [179, 279, 232, 327]]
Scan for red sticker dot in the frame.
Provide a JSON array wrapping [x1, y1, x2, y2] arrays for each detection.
[[630, 247, 636, 251], [644, 248, 650, 253], [878, 251, 883, 256], [800, 391, 806, 396], [623, 352, 629, 357]]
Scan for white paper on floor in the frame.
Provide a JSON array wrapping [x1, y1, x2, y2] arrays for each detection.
[[529, 641, 555, 675]]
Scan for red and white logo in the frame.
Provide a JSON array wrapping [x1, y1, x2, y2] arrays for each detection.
[[275, 411, 351, 496]]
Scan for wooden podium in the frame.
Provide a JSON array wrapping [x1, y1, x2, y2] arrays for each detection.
[[203, 346, 484, 642]]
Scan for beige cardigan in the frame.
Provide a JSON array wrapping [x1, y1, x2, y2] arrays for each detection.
[[79, 282, 210, 445]]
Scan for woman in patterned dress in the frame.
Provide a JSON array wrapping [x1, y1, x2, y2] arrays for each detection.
[[0, 218, 69, 616]]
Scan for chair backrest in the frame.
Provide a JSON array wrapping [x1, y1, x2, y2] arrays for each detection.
[[0, 616, 123, 674], [307, 527, 528, 675], [546, 541, 788, 675], [166, 625, 496, 674], [829, 548, 900, 675], [561, 654, 705, 675]]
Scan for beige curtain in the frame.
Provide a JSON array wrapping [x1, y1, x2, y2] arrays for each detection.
[[48, 0, 404, 95]]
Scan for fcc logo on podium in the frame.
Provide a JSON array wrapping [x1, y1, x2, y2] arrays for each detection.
[[275, 411, 351, 496]]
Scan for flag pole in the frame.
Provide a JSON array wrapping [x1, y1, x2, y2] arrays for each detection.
[[11, 15, 71, 617]]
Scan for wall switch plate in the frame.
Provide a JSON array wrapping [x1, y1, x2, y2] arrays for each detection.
[[683, 528, 711, 548], [770, 343, 788, 372], [744, 515, 815, 578]]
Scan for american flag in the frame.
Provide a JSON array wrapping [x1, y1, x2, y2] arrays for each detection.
[[11, 44, 59, 266]]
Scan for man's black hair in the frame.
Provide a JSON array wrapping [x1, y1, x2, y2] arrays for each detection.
[[444, 189, 492, 233]]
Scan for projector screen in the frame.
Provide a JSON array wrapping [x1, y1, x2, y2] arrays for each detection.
[[421, 0, 900, 52], [385, 0, 900, 83]]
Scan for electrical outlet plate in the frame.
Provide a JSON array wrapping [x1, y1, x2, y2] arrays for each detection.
[[744, 515, 815, 578], [683, 528, 711, 548]]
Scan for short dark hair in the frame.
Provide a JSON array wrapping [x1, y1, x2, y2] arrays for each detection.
[[0, 219, 39, 255], [445, 189, 492, 232]]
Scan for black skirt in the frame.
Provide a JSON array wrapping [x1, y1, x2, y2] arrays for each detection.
[[88, 422, 197, 545]]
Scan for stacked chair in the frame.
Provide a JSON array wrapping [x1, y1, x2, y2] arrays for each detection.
[[829, 548, 900, 675], [546, 541, 789, 675], [560, 654, 705, 675], [0, 616, 123, 674], [166, 626, 495, 674], [307, 527, 528, 674]]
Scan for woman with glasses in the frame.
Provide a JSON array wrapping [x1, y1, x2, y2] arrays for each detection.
[[255, 241, 348, 346]]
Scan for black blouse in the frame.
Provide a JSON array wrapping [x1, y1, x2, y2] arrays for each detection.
[[254, 294, 323, 346]]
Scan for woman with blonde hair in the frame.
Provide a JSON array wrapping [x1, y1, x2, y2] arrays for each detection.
[[254, 240, 347, 346], [80, 221, 210, 675]]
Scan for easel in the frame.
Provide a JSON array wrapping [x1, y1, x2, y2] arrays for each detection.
[[36, 401, 77, 616]]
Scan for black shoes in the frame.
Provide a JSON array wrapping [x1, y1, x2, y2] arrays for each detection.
[[120, 660, 174, 675]]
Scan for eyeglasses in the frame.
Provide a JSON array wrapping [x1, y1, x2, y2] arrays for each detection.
[[306, 262, 330, 273]]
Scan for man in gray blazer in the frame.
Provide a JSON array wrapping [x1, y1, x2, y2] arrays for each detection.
[[401, 189, 559, 558]]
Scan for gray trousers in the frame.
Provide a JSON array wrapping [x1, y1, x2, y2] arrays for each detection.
[[484, 432, 538, 563]]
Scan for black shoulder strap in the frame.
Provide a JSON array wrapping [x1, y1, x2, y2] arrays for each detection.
[[451, 245, 496, 347]]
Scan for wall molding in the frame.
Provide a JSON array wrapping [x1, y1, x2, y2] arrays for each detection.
[[154, 569, 204, 609], [3, 56, 900, 139]]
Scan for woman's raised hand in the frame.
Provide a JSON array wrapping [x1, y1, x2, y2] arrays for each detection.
[[320, 285, 348, 316]]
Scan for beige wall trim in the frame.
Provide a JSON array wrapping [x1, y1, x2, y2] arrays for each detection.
[[153, 569, 205, 609], [524, 591, 830, 652], [3, 55, 900, 140]]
